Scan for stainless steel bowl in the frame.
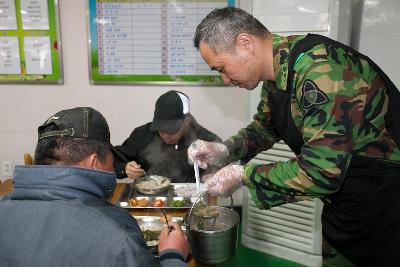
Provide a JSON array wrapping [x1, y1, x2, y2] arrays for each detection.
[[135, 175, 171, 195]]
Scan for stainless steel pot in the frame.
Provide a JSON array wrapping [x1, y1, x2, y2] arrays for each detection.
[[185, 206, 240, 264]]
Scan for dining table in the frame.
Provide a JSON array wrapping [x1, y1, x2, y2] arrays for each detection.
[[111, 181, 217, 267]]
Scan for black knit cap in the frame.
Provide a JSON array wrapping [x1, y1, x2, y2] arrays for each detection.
[[151, 90, 190, 134]]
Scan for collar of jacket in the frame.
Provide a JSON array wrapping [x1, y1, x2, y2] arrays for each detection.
[[271, 34, 307, 91], [10, 165, 116, 201], [271, 34, 290, 91]]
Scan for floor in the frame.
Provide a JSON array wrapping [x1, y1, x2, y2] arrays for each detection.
[[216, 225, 306, 267], [215, 225, 356, 267]]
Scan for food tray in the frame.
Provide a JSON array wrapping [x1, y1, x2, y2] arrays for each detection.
[[135, 216, 186, 255], [117, 183, 205, 209], [135, 215, 185, 226], [136, 215, 186, 234]]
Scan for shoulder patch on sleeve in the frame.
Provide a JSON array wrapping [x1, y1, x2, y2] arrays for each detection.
[[301, 79, 329, 108]]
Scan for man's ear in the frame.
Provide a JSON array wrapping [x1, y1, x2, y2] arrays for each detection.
[[77, 154, 97, 169], [236, 33, 255, 53]]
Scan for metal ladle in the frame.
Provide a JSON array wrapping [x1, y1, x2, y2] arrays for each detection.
[[186, 192, 219, 231]]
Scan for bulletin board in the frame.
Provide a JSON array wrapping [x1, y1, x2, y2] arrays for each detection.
[[0, 0, 63, 83], [88, 0, 236, 85]]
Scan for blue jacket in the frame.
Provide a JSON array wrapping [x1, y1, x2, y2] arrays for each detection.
[[0, 165, 187, 267]]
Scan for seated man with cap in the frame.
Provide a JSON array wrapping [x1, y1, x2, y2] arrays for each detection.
[[0, 107, 189, 267], [114, 90, 221, 182]]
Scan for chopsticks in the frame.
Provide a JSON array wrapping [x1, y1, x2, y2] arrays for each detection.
[[161, 208, 173, 234]]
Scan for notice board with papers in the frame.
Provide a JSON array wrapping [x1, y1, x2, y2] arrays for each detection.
[[88, 0, 236, 85], [0, 0, 63, 83]]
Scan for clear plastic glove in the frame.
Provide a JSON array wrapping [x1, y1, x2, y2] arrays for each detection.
[[158, 222, 189, 261], [201, 173, 214, 182], [125, 161, 146, 179], [188, 140, 229, 169], [204, 164, 244, 197]]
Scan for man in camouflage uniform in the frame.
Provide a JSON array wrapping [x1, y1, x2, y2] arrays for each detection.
[[188, 7, 400, 267]]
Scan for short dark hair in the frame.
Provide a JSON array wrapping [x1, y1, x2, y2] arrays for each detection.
[[194, 7, 270, 52], [34, 136, 111, 166]]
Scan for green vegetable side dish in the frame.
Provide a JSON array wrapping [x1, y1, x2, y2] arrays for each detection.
[[142, 230, 161, 242], [169, 199, 186, 207]]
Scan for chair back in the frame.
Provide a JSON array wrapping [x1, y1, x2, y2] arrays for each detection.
[[24, 153, 33, 165], [0, 179, 13, 196]]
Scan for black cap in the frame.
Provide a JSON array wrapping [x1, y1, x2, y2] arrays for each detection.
[[152, 90, 190, 134], [37, 107, 125, 159], [38, 107, 111, 142]]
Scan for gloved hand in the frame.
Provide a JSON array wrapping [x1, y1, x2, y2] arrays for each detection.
[[204, 164, 244, 197], [188, 140, 229, 169], [201, 173, 214, 182]]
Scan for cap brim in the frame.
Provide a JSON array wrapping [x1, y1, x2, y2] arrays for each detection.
[[151, 118, 184, 134]]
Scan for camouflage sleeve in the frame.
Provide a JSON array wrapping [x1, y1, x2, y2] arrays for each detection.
[[243, 60, 364, 209], [224, 82, 281, 164]]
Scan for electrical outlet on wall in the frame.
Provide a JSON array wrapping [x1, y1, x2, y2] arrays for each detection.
[[2, 161, 14, 178]]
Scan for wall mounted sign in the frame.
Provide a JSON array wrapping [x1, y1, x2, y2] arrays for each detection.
[[88, 0, 235, 85], [0, 0, 63, 83]]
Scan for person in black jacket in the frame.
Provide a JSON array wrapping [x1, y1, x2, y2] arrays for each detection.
[[0, 107, 189, 267], [114, 90, 221, 183]]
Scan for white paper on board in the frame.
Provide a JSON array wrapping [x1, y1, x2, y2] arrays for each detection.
[[24, 36, 52, 74], [0, 0, 18, 30], [0, 36, 21, 74], [20, 0, 49, 30]]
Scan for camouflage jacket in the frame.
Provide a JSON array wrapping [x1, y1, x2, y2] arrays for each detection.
[[224, 34, 400, 209]]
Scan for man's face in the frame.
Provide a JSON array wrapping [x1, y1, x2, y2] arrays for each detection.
[[199, 42, 261, 90], [158, 132, 181, 145], [158, 120, 188, 145]]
